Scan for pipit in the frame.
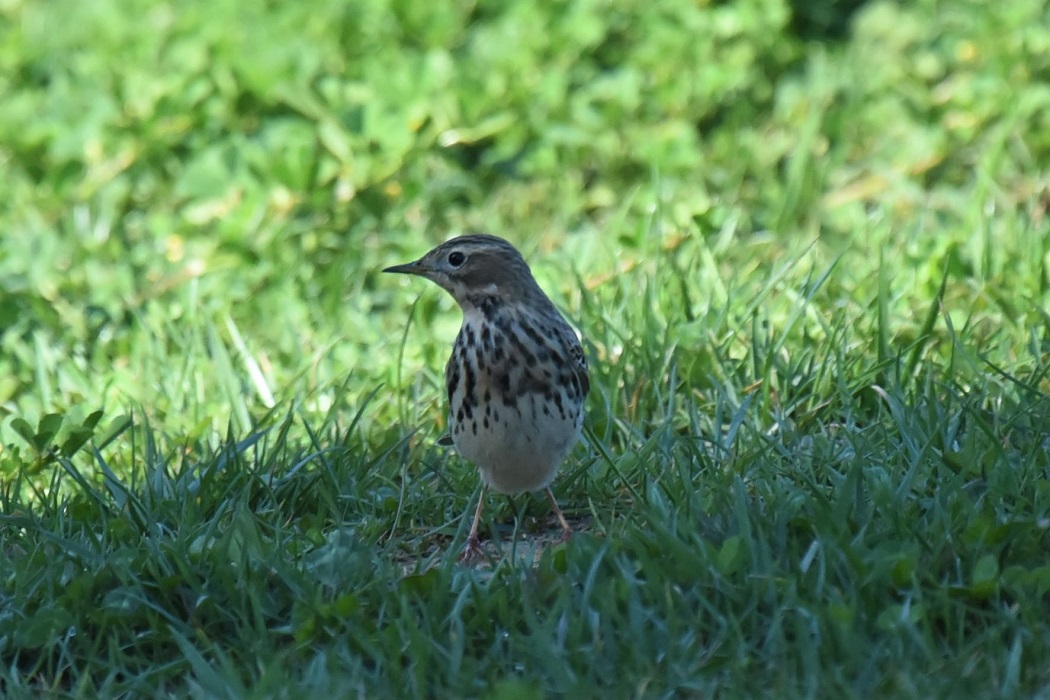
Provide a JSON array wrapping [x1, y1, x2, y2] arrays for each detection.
[[384, 234, 589, 560]]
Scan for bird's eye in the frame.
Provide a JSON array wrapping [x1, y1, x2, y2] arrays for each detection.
[[447, 251, 466, 267]]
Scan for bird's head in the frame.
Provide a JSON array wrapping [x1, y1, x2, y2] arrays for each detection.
[[383, 234, 546, 309]]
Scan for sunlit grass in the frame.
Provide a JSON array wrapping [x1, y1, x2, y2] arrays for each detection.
[[1, 0, 1049, 696]]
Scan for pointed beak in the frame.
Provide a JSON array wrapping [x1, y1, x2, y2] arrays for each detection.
[[383, 260, 426, 276]]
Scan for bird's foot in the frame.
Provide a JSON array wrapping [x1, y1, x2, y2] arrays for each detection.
[[458, 534, 487, 564]]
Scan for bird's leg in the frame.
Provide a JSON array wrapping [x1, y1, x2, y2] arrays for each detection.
[[459, 487, 487, 563], [545, 487, 572, 542]]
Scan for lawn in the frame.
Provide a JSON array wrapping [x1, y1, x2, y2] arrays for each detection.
[[2, 0, 1049, 697]]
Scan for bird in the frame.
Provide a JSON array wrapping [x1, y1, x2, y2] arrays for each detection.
[[384, 234, 589, 560]]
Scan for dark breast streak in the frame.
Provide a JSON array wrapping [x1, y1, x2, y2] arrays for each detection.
[[445, 307, 587, 434]]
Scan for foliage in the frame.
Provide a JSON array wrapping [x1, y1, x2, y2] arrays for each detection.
[[1, 0, 1049, 696]]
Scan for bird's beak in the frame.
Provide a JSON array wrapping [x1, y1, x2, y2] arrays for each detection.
[[383, 260, 426, 276]]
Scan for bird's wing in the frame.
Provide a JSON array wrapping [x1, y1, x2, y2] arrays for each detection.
[[561, 324, 590, 398]]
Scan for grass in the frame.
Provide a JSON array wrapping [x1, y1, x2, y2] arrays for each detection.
[[2, 0, 1050, 696]]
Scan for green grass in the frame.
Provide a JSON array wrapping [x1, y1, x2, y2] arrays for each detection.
[[2, 0, 1050, 696]]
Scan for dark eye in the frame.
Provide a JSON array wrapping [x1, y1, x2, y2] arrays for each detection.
[[447, 251, 466, 267]]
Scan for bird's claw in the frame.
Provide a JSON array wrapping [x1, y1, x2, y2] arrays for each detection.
[[458, 534, 487, 564]]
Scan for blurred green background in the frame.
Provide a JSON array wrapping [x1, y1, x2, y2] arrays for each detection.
[[3, 0, 1046, 441]]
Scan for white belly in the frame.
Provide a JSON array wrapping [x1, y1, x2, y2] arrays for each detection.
[[451, 392, 582, 494]]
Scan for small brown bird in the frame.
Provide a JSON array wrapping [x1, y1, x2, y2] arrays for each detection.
[[384, 234, 589, 560]]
